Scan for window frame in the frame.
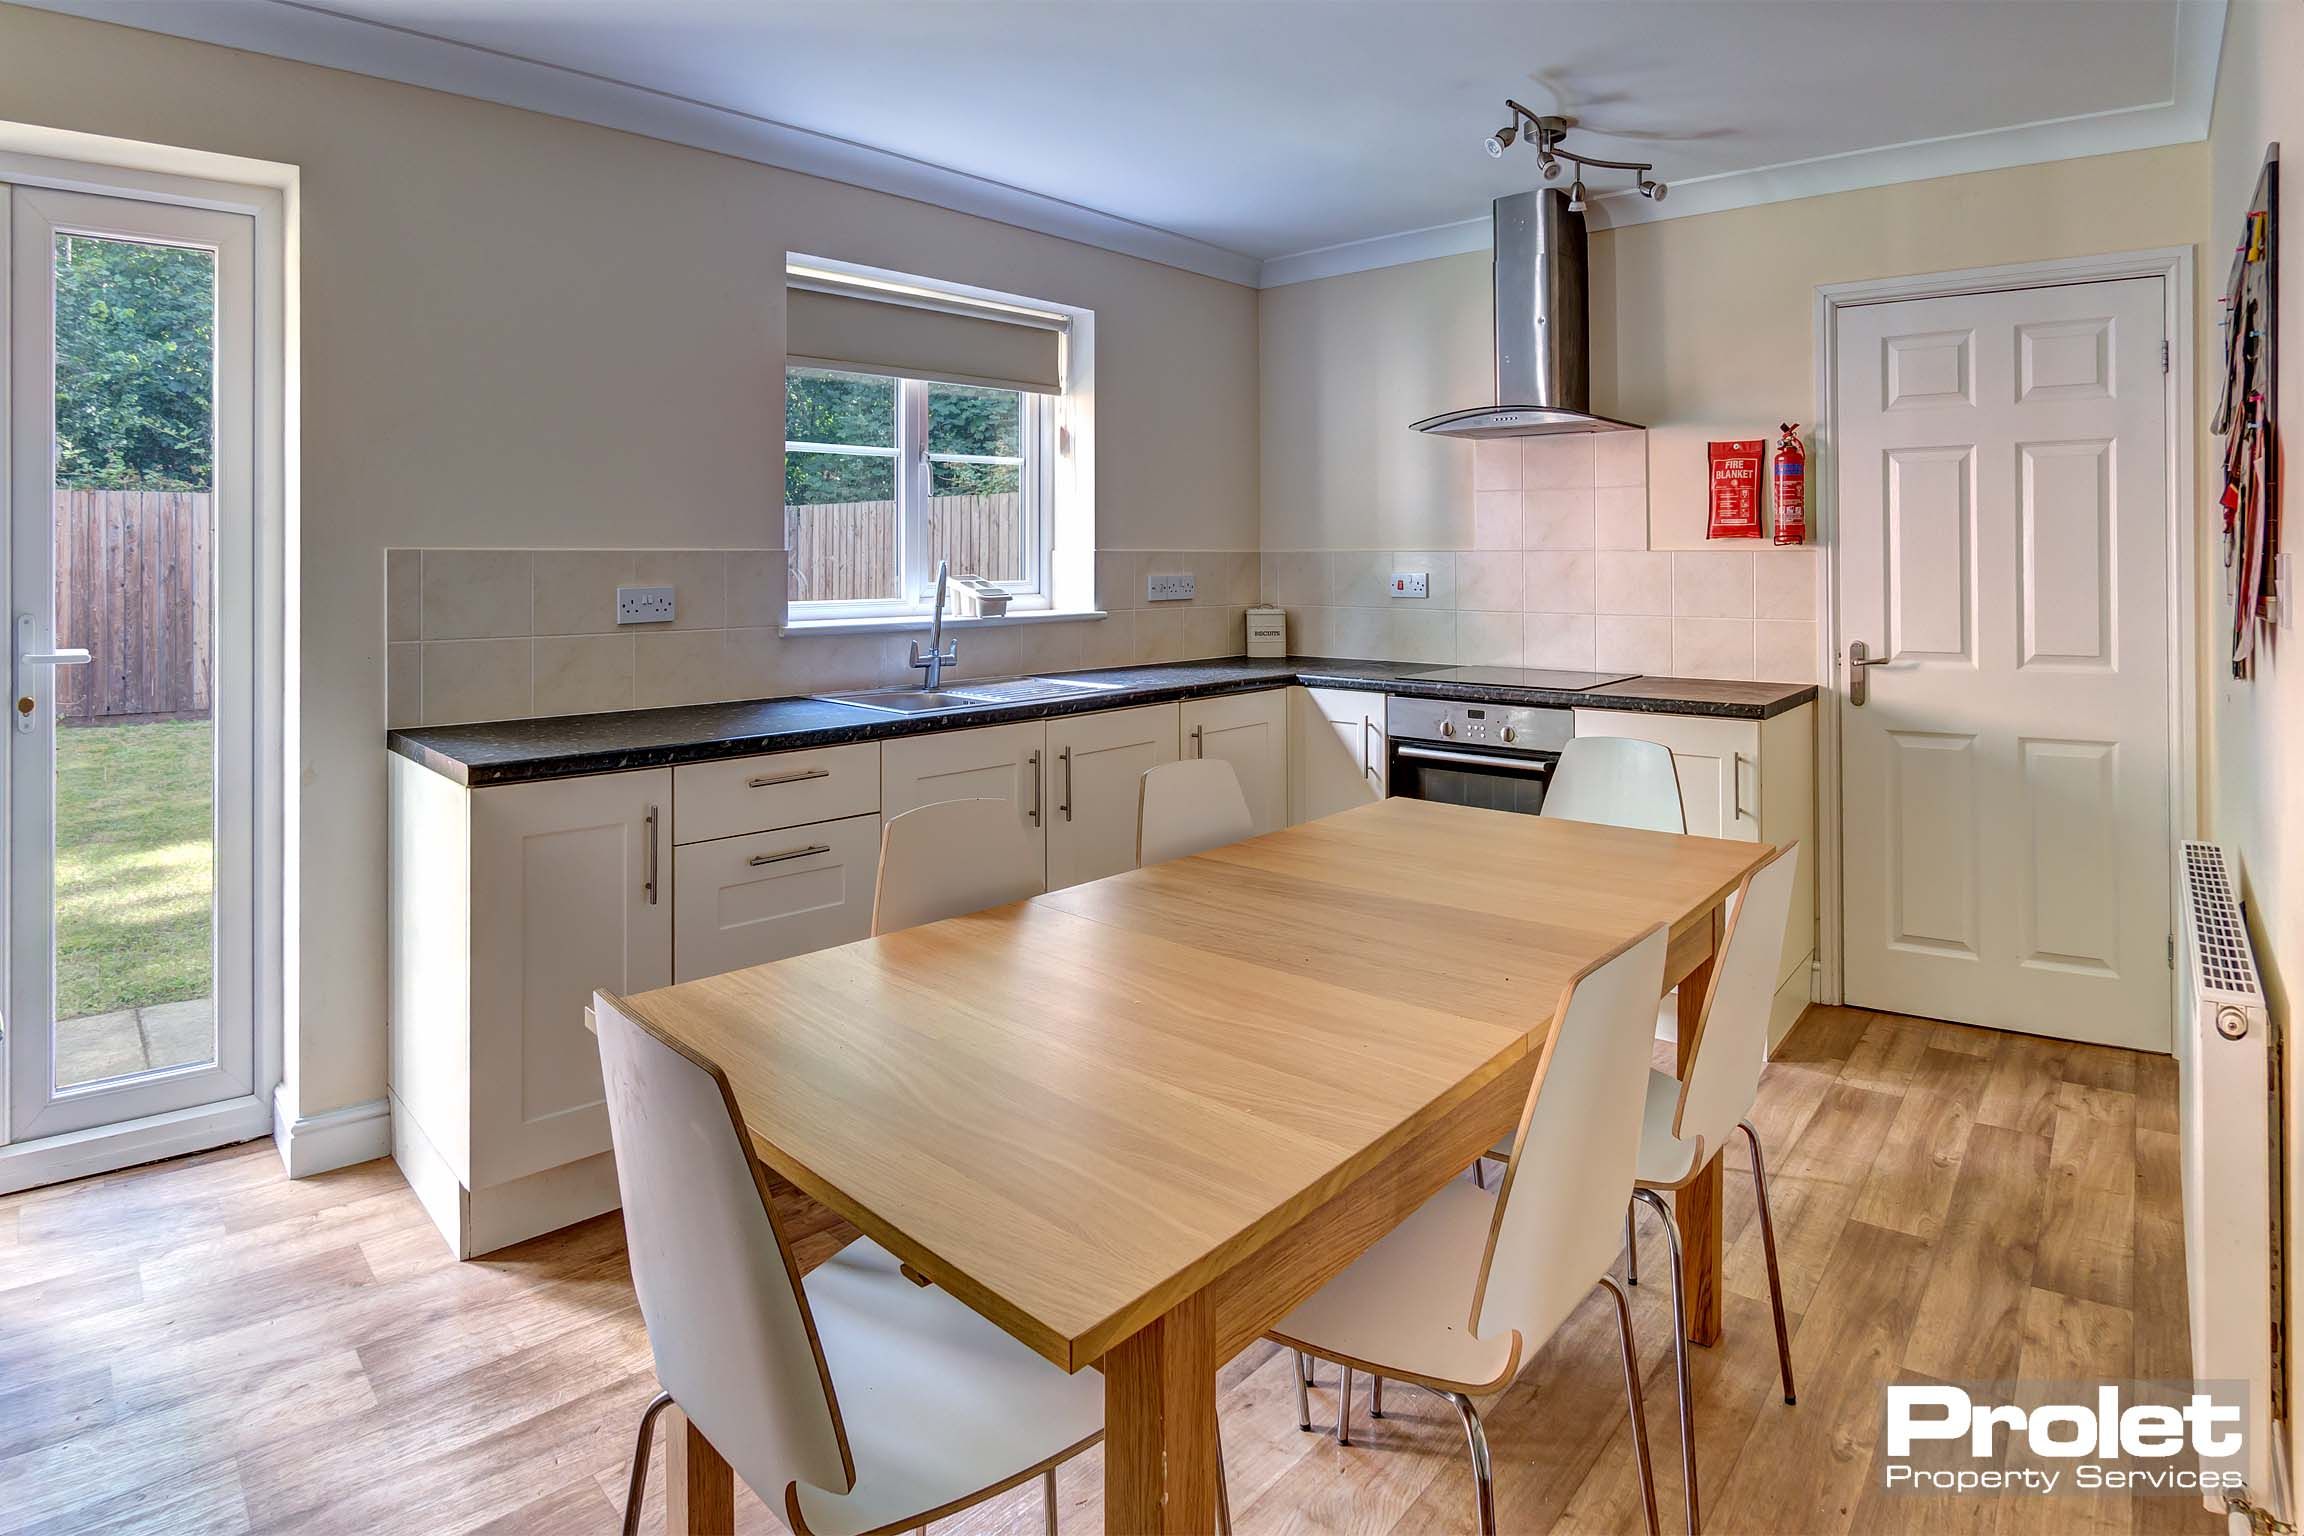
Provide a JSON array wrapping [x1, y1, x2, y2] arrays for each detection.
[[784, 370, 1055, 621]]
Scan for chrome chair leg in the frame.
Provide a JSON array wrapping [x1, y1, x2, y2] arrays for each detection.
[[1739, 1118, 1798, 1406], [1294, 1349, 1313, 1431], [1625, 1199, 1640, 1286], [1337, 1364, 1355, 1445], [1634, 1189, 1700, 1535], [1371, 1374, 1385, 1418], [1598, 1275, 1662, 1536], [1044, 1467, 1059, 1535], [620, 1390, 675, 1536], [1444, 1391, 1498, 1536]]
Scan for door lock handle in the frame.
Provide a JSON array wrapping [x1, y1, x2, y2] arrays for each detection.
[[15, 614, 92, 734], [1848, 639, 1891, 706]]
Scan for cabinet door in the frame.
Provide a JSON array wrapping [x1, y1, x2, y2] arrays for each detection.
[[1570, 709, 1761, 841], [1181, 690, 1288, 837], [469, 769, 672, 1187], [1047, 703, 1179, 890], [672, 813, 881, 983], [881, 720, 1048, 905], [1291, 687, 1385, 824]]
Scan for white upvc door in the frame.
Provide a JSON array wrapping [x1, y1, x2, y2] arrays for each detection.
[[3, 186, 257, 1142], [1835, 276, 2172, 1048]]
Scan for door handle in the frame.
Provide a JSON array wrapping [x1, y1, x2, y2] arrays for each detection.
[[643, 805, 660, 905], [748, 842, 830, 867], [1731, 752, 1751, 823], [1848, 639, 1891, 707], [1190, 724, 1205, 758], [1058, 746, 1074, 822], [1361, 716, 1376, 778], [15, 613, 92, 735], [1026, 749, 1043, 827], [747, 766, 829, 789]]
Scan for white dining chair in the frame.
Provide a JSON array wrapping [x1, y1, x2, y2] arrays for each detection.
[[1267, 926, 1673, 1536], [1136, 757, 1254, 866], [1624, 840, 1803, 1536], [1541, 736, 1686, 834], [594, 992, 1104, 1536], [873, 797, 1038, 936]]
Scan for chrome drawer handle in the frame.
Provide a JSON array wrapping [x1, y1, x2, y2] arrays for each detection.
[[748, 767, 831, 788], [749, 843, 831, 866]]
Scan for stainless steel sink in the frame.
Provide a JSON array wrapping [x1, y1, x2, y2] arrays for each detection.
[[815, 676, 1122, 715]]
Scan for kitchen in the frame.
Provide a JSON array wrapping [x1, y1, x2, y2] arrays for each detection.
[[0, 3, 2292, 1535]]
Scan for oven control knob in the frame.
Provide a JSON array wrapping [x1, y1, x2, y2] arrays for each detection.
[[1502, 725, 1517, 744], [1439, 719, 1455, 737]]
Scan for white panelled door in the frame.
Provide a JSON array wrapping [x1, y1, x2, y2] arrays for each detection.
[[1836, 277, 2171, 1048]]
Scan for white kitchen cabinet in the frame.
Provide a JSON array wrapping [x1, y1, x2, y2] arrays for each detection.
[[1046, 703, 1179, 889], [671, 812, 882, 983], [1180, 690, 1288, 837], [1572, 703, 1818, 1045], [1290, 686, 1386, 824], [390, 757, 671, 1258], [881, 720, 1048, 907]]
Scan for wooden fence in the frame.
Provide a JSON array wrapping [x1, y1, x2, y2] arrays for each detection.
[[784, 493, 1024, 603], [53, 489, 211, 723]]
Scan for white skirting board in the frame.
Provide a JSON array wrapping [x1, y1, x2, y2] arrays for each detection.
[[271, 1086, 392, 1178], [391, 1093, 622, 1260]]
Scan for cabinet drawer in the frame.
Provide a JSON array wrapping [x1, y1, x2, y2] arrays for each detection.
[[671, 812, 881, 983], [673, 742, 879, 845]]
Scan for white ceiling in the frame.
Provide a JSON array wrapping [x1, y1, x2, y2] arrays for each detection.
[[32, 0, 2227, 285]]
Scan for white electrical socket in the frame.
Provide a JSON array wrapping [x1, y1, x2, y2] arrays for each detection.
[[1145, 571, 1195, 602], [616, 585, 676, 624], [1390, 571, 1429, 599]]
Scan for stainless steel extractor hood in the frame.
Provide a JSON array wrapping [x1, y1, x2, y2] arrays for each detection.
[[1411, 189, 1639, 439]]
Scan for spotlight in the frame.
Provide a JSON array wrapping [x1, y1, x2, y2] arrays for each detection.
[[1483, 123, 1517, 158], [1539, 155, 1562, 181], [1640, 177, 1669, 202], [1566, 176, 1587, 213]]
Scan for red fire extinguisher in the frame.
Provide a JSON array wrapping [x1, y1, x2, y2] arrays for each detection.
[[1771, 423, 1807, 546]]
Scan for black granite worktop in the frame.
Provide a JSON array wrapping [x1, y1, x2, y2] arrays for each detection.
[[389, 656, 1817, 787]]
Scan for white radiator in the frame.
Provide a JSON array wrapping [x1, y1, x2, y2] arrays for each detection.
[[2176, 841, 2287, 1525]]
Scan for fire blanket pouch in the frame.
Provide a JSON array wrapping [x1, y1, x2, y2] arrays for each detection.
[[1708, 439, 1766, 539]]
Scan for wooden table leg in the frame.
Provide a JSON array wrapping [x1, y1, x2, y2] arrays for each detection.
[[1104, 1290, 1221, 1535], [1673, 943, 1725, 1346], [665, 1406, 735, 1536]]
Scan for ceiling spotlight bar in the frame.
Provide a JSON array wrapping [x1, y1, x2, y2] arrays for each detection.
[[1485, 100, 1669, 201]]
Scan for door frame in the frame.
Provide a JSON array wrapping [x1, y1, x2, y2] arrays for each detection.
[[1809, 247, 2198, 1014], [0, 137, 288, 1194]]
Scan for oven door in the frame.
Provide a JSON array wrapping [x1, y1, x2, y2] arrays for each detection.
[[1387, 739, 1558, 816]]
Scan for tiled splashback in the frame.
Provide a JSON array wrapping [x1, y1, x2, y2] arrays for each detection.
[[1262, 431, 1823, 683], [385, 546, 1257, 727]]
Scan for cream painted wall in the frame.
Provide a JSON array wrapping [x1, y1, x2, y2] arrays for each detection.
[[1262, 144, 2207, 552], [2201, 0, 2301, 1490], [0, 2, 1259, 1121]]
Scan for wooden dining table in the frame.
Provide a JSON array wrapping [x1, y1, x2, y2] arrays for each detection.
[[612, 796, 1775, 1534]]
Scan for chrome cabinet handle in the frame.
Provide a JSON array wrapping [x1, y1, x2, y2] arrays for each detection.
[[1848, 638, 1890, 706], [1027, 749, 1043, 827], [749, 842, 830, 867], [643, 805, 659, 905], [1059, 746, 1074, 822], [747, 766, 830, 789], [1190, 724, 1205, 758], [1731, 752, 1750, 823], [1361, 716, 1376, 778]]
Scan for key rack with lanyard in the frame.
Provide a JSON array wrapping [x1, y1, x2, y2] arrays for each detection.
[[2215, 143, 2281, 678]]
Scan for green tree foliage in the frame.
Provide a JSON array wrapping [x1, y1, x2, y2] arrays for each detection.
[[784, 369, 1024, 505], [53, 235, 216, 492]]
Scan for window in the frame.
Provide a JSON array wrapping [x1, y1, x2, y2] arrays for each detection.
[[784, 368, 1049, 611]]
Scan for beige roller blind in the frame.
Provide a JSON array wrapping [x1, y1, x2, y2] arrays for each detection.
[[787, 287, 1063, 395]]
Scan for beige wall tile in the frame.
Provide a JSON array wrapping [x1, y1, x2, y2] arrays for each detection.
[[1473, 439, 1522, 492], [725, 551, 787, 628], [635, 629, 729, 707], [386, 550, 420, 642], [1595, 551, 1675, 616], [1330, 550, 1392, 608], [1456, 550, 1525, 613], [420, 551, 533, 640], [723, 626, 786, 699], [1753, 548, 1820, 620], [1456, 610, 1524, 667], [532, 550, 635, 636], [1076, 611, 1137, 670], [386, 642, 421, 726], [1269, 550, 1330, 608], [420, 637, 531, 724], [1222, 551, 1261, 607], [1288, 606, 1335, 658], [1392, 609, 1454, 664], [1595, 430, 1648, 489], [1133, 606, 1184, 664], [533, 633, 636, 716], [1521, 488, 1596, 550], [1522, 435, 1596, 490], [1753, 619, 1821, 683], [1096, 551, 1138, 611], [1472, 491, 1520, 551], [1524, 550, 1595, 614], [1672, 617, 1755, 680], [1673, 550, 1755, 618], [1594, 615, 1674, 675], [633, 550, 729, 631], [1327, 605, 1390, 659], [1525, 611, 1595, 668], [1594, 485, 1649, 551], [1180, 606, 1240, 660]]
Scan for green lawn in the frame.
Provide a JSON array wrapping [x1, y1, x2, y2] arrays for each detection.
[[55, 717, 213, 1020]]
